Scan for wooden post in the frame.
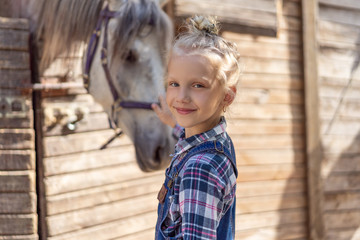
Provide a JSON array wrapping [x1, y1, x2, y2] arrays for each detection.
[[302, 0, 324, 239]]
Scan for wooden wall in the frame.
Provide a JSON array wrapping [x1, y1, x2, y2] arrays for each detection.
[[317, 1, 360, 239], [0, 17, 38, 240], [223, 0, 308, 239]]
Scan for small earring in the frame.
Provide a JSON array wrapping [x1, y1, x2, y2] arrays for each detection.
[[223, 106, 226, 113]]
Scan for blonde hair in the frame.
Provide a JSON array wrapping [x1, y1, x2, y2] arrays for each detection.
[[173, 15, 242, 89]]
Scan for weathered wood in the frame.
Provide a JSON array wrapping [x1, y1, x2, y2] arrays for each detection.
[[302, 0, 325, 239], [0, 214, 37, 235], [232, 135, 304, 150], [0, 235, 39, 240], [0, 129, 34, 150], [236, 224, 306, 240], [47, 211, 157, 240], [230, 104, 304, 120], [243, 57, 302, 75], [46, 173, 163, 215], [235, 89, 303, 104], [236, 208, 306, 230], [0, 50, 30, 70], [324, 192, 360, 211], [115, 229, 155, 240], [0, 150, 35, 170], [322, 135, 360, 154], [326, 228, 360, 240], [322, 153, 360, 176], [0, 192, 36, 214], [324, 210, 360, 229], [319, 55, 360, 80], [324, 174, 360, 192], [320, 4, 360, 27], [240, 73, 303, 90], [0, 171, 36, 192], [320, 98, 360, 120], [44, 162, 159, 196], [282, 0, 301, 18], [46, 194, 158, 236], [319, 83, 360, 100], [227, 119, 304, 135], [43, 129, 131, 157], [44, 146, 135, 176], [0, 69, 31, 88], [237, 149, 304, 165], [0, 17, 29, 30], [237, 164, 305, 182], [318, 20, 360, 45], [319, 0, 360, 11], [237, 193, 307, 214], [0, 29, 28, 51], [237, 179, 306, 197], [176, 0, 278, 36]]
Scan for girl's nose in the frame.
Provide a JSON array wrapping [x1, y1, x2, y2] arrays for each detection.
[[176, 87, 190, 103]]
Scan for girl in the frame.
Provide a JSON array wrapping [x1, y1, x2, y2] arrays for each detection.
[[152, 15, 241, 240]]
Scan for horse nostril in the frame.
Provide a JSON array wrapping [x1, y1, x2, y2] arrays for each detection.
[[154, 146, 162, 164]]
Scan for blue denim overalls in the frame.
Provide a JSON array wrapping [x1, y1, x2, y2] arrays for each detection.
[[155, 140, 238, 240]]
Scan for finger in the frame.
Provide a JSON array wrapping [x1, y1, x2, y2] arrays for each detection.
[[159, 95, 166, 107], [151, 103, 160, 112]]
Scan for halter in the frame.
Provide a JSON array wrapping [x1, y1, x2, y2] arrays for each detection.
[[83, 4, 156, 127]]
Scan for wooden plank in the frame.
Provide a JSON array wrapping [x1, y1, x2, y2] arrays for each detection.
[[0, 193, 36, 214], [282, 0, 301, 18], [324, 174, 360, 192], [237, 193, 307, 213], [47, 211, 157, 240], [236, 149, 305, 165], [44, 112, 110, 136], [44, 146, 135, 176], [227, 119, 304, 135], [319, 45, 360, 63], [320, 98, 360, 120], [44, 162, 158, 196], [0, 129, 34, 150], [0, 17, 29, 30], [46, 173, 163, 215], [320, 76, 360, 90], [0, 69, 31, 88], [235, 89, 303, 104], [232, 135, 304, 150], [327, 228, 360, 240], [319, 56, 360, 80], [318, 20, 360, 45], [0, 235, 39, 240], [324, 192, 360, 211], [322, 154, 360, 174], [319, 83, 360, 100], [319, 0, 360, 11], [115, 229, 154, 240], [0, 214, 37, 235], [236, 224, 306, 240], [43, 129, 132, 157], [302, 0, 324, 239], [0, 150, 35, 170], [237, 179, 306, 197], [237, 164, 305, 182], [322, 119, 360, 135], [230, 104, 304, 120], [319, 4, 360, 27], [236, 209, 306, 230], [46, 194, 158, 236], [324, 210, 360, 229], [322, 135, 360, 154], [0, 29, 28, 51], [240, 73, 303, 90], [0, 50, 30, 70], [0, 171, 35, 192], [243, 57, 302, 75]]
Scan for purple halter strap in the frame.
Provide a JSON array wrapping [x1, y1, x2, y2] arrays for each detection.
[[83, 5, 155, 112]]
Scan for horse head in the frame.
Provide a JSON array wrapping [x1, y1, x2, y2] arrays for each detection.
[[86, 0, 175, 171]]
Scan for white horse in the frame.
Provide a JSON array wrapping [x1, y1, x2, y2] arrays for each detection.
[[6, 0, 175, 171]]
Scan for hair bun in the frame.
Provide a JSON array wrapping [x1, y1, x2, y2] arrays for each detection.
[[187, 15, 220, 35]]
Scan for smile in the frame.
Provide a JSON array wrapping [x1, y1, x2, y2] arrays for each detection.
[[175, 107, 196, 115]]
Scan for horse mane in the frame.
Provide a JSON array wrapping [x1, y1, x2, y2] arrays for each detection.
[[36, 0, 104, 72], [35, 0, 172, 73]]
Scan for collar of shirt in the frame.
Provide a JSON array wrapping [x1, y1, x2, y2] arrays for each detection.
[[173, 116, 227, 156]]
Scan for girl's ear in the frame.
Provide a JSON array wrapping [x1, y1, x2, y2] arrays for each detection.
[[223, 86, 237, 106]]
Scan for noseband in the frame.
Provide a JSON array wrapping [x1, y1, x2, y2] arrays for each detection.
[[83, 4, 156, 124]]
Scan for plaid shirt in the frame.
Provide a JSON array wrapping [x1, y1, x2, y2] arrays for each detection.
[[162, 117, 237, 239]]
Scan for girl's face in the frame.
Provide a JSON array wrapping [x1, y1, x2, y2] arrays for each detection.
[[166, 53, 227, 138]]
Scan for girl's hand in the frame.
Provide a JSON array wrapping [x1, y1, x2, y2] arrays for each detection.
[[152, 95, 177, 128]]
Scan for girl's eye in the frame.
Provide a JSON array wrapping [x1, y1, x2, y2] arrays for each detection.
[[193, 83, 204, 88], [168, 82, 179, 87]]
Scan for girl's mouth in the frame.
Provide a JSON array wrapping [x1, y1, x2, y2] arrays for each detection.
[[175, 107, 195, 115]]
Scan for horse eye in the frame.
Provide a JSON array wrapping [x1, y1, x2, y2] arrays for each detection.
[[124, 50, 138, 63]]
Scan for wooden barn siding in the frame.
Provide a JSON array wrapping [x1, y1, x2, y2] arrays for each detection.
[[0, 18, 38, 239], [223, 0, 308, 239], [317, 1, 360, 239]]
